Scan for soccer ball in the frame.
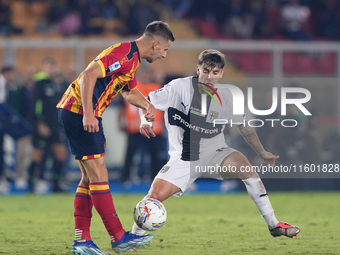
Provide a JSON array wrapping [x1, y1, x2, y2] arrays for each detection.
[[133, 198, 167, 231]]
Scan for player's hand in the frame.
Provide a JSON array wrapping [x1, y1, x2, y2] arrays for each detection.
[[144, 103, 156, 122], [37, 122, 51, 138], [83, 114, 99, 132], [140, 124, 156, 139], [259, 151, 279, 167]]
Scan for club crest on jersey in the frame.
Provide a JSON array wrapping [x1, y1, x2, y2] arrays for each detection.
[[209, 111, 219, 121], [109, 61, 121, 72], [160, 166, 170, 173]]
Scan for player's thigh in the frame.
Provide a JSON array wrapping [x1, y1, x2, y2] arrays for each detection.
[[147, 178, 181, 202], [153, 157, 194, 197], [219, 151, 254, 180], [80, 156, 108, 183]]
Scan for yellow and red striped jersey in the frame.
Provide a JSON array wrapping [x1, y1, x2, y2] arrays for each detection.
[[57, 41, 141, 117]]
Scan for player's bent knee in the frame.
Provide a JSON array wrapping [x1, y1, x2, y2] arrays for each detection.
[[238, 167, 255, 180], [80, 177, 90, 187], [147, 189, 168, 202], [147, 179, 179, 202]]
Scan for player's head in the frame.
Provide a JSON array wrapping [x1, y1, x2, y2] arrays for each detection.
[[142, 21, 175, 63], [1, 66, 15, 82], [197, 49, 225, 86], [42, 57, 56, 75]]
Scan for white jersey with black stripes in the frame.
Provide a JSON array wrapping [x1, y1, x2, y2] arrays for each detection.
[[148, 76, 245, 161]]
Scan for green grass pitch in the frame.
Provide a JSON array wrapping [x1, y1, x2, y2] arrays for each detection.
[[0, 192, 339, 254]]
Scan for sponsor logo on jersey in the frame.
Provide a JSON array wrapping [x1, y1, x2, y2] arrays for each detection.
[[109, 61, 121, 72], [154, 88, 164, 94], [172, 113, 219, 134], [190, 106, 205, 116]]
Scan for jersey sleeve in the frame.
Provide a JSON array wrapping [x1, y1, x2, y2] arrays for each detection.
[[122, 77, 137, 92], [232, 113, 246, 125], [148, 81, 175, 111], [95, 49, 124, 78]]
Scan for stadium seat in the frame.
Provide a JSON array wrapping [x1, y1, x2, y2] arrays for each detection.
[[296, 53, 314, 74], [283, 52, 298, 75], [316, 53, 336, 75]]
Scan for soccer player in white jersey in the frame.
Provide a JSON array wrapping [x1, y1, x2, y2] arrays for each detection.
[[134, 49, 300, 239]]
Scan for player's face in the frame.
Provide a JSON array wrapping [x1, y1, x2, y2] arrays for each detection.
[[146, 39, 172, 63], [4, 70, 15, 82], [197, 64, 224, 87]]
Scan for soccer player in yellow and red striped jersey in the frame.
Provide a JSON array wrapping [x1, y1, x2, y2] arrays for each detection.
[[57, 21, 175, 255]]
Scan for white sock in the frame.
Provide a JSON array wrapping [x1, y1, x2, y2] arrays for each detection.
[[242, 173, 279, 229], [132, 222, 146, 235]]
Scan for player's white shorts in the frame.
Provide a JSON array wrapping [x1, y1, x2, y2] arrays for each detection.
[[155, 146, 237, 197]]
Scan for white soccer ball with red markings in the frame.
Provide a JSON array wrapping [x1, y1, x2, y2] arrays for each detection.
[[133, 198, 167, 231]]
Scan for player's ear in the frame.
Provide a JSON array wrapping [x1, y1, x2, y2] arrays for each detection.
[[152, 40, 160, 50], [220, 68, 225, 77], [196, 65, 200, 75]]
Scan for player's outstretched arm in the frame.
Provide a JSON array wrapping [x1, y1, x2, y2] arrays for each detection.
[[121, 88, 156, 122], [80, 62, 103, 133], [237, 122, 279, 166]]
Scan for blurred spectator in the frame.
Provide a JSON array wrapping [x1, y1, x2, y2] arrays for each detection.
[[271, 84, 318, 165], [64, 64, 78, 84], [71, 0, 92, 35], [127, 0, 160, 35], [254, 90, 280, 154], [48, 0, 71, 26], [188, 0, 227, 38], [248, 0, 269, 38], [222, 12, 254, 38], [280, 0, 312, 40], [0, 66, 16, 194], [316, 0, 340, 40], [265, 0, 282, 37], [7, 67, 36, 189], [57, 11, 82, 35], [71, 0, 122, 35], [118, 67, 167, 184], [5, 0, 340, 40], [41, 0, 81, 35], [0, 0, 23, 35], [322, 132, 340, 164], [222, 0, 253, 38], [160, 0, 193, 20], [28, 58, 68, 194]]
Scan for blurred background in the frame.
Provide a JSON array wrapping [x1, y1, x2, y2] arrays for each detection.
[[1, 0, 340, 195]]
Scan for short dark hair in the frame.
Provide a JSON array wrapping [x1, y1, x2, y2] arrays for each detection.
[[197, 49, 226, 69], [144, 21, 175, 42], [1, 66, 14, 74]]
